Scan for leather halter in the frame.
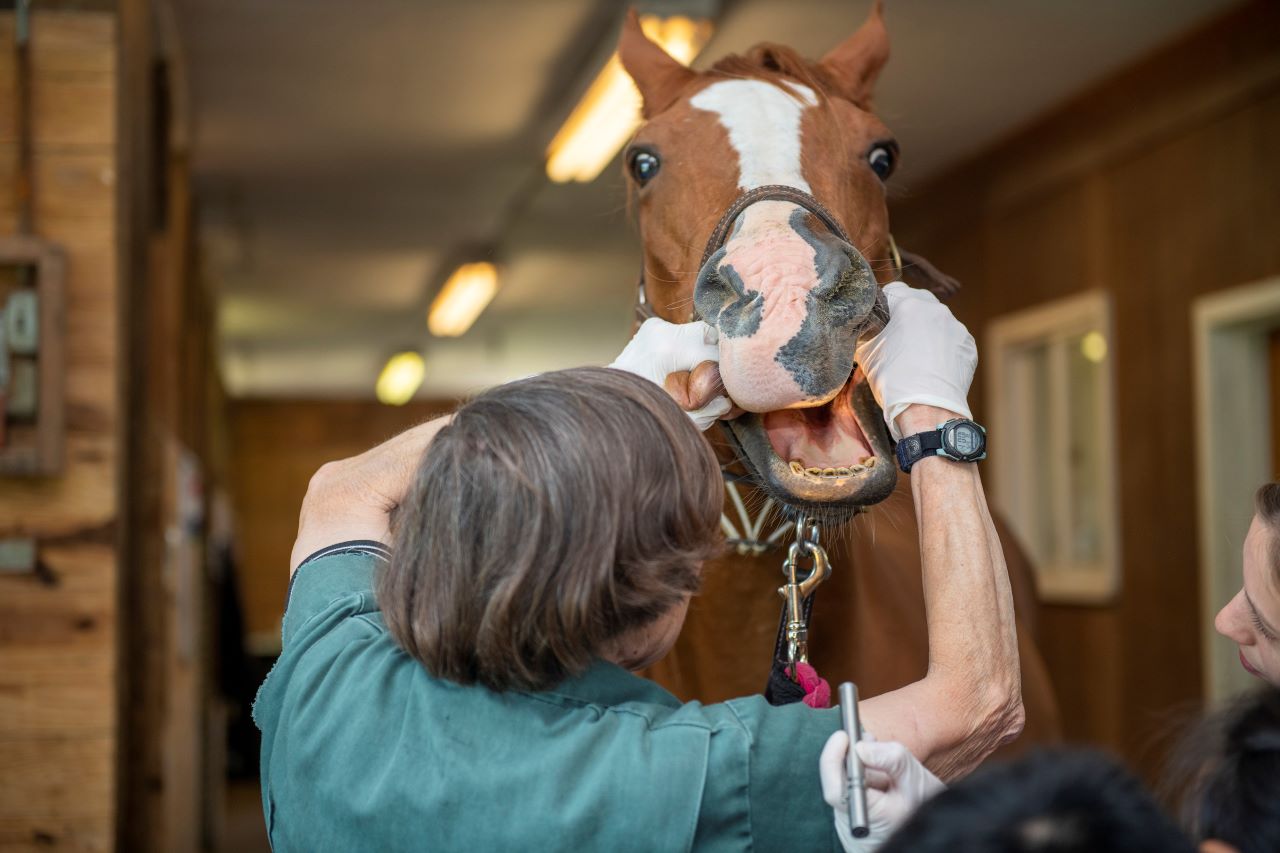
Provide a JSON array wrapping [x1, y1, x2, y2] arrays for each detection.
[[699, 184, 855, 269], [635, 184, 860, 324]]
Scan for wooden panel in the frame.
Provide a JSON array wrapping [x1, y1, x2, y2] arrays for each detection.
[[0, 15, 116, 148], [0, 648, 114, 737], [890, 0, 1280, 780], [0, 10, 119, 853], [1038, 606, 1124, 750], [0, 544, 115, 648], [0, 736, 113, 852], [1104, 87, 1280, 764], [0, 150, 118, 224], [229, 400, 454, 644]]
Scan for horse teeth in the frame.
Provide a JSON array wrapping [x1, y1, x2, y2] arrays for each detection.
[[789, 460, 805, 475], [805, 467, 822, 477], [849, 464, 865, 473], [835, 467, 852, 477], [822, 468, 837, 477], [863, 457, 877, 468]]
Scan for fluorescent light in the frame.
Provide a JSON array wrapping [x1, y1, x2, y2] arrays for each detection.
[[428, 261, 499, 337], [546, 15, 712, 183], [376, 351, 426, 406]]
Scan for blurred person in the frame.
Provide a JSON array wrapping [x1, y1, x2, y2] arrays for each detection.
[[1215, 483, 1280, 686], [252, 284, 1024, 850], [1169, 686, 1280, 853], [876, 749, 1194, 853]]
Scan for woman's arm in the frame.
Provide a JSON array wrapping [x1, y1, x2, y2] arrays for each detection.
[[287, 317, 727, 576], [857, 405, 1023, 780], [850, 284, 1023, 780], [289, 415, 453, 575]]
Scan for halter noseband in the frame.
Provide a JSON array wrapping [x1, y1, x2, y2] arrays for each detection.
[[636, 184, 897, 323], [698, 184, 855, 269]]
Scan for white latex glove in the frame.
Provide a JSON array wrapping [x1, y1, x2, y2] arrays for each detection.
[[609, 317, 732, 431], [853, 282, 976, 441], [819, 730, 945, 852]]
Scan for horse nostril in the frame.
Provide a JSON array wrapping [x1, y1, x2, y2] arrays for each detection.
[[694, 253, 765, 339], [810, 243, 880, 328]]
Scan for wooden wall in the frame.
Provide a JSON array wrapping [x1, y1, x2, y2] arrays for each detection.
[[0, 11, 120, 851], [0, 6, 227, 850], [228, 400, 453, 649], [115, 0, 233, 847], [890, 0, 1280, 778]]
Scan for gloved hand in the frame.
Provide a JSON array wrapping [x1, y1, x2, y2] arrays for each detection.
[[853, 282, 976, 441], [609, 317, 732, 431], [818, 730, 945, 852]]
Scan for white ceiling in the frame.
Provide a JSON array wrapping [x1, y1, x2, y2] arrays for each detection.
[[173, 0, 1240, 399]]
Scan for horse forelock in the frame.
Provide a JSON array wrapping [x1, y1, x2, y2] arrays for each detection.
[[707, 43, 844, 107]]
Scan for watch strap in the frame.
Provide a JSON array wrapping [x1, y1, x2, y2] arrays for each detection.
[[895, 429, 943, 473], [896, 420, 989, 473]]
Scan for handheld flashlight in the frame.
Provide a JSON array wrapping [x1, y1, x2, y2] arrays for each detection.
[[838, 681, 870, 838]]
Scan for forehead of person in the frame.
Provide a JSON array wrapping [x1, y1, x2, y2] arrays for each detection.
[[1244, 516, 1280, 633]]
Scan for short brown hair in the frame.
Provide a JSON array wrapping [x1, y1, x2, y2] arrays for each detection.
[[1255, 482, 1280, 580], [377, 367, 724, 692]]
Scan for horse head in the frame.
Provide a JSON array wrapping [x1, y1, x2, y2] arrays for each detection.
[[620, 2, 952, 521]]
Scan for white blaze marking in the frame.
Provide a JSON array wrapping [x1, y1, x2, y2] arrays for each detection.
[[690, 79, 817, 192]]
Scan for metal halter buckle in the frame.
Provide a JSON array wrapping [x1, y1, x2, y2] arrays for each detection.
[[777, 516, 831, 666]]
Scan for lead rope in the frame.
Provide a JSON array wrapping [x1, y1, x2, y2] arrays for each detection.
[[764, 515, 834, 708]]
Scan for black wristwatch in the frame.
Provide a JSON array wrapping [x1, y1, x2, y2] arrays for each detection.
[[895, 418, 987, 473]]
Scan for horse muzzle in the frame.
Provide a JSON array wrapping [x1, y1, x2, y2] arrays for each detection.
[[694, 206, 884, 413]]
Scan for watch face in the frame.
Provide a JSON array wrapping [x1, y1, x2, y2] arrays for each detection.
[[944, 421, 985, 460]]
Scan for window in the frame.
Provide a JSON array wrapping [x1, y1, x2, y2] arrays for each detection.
[[986, 292, 1119, 603]]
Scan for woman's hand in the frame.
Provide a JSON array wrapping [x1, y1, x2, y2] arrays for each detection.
[[289, 415, 453, 574], [818, 730, 944, 851], [853, 282, 976, 440], [609, 317, 736, 430]]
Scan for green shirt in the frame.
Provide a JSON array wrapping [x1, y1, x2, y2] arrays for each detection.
[[254, 545, 842, 852]]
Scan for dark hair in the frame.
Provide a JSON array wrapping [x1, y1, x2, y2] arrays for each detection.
[[881, 750, 1193, 853], [1170, 687, 1280, 853], [1255, 482, 1280, 582], [377, 367, 724, 692]]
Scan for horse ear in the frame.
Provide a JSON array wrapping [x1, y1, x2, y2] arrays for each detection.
[[618, 9, 697, 118], [818, 0, 890, 107]]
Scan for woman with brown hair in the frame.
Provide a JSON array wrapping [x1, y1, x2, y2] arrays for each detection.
[[255, 285, 1023, 851]]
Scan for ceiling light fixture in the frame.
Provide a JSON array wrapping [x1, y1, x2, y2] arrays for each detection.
[[1080, 330, 1108, 364], [427, 261, 499, 337], [546, 15, 712, 183], [376, 351, 426, 405]]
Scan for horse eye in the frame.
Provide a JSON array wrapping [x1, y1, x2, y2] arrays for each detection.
[[628, 149, 661, 185], [867, 145, 895, 180]]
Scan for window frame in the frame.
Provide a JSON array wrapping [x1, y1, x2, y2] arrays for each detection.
[[985, 290, 1120, 604]]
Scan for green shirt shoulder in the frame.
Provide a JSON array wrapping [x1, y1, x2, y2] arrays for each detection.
[[254, 547, 840, 852]]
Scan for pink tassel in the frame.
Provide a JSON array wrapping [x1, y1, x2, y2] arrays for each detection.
[[793, 661, 831, 709]]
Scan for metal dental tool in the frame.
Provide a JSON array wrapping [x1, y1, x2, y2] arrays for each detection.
[[838, 681, 870, 838]]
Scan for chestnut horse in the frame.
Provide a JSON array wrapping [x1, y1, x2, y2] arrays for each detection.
[[617, 3, 1061, 762]]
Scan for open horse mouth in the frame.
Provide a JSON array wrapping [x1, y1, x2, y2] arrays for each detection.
[[720, 369, 897, 521]]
